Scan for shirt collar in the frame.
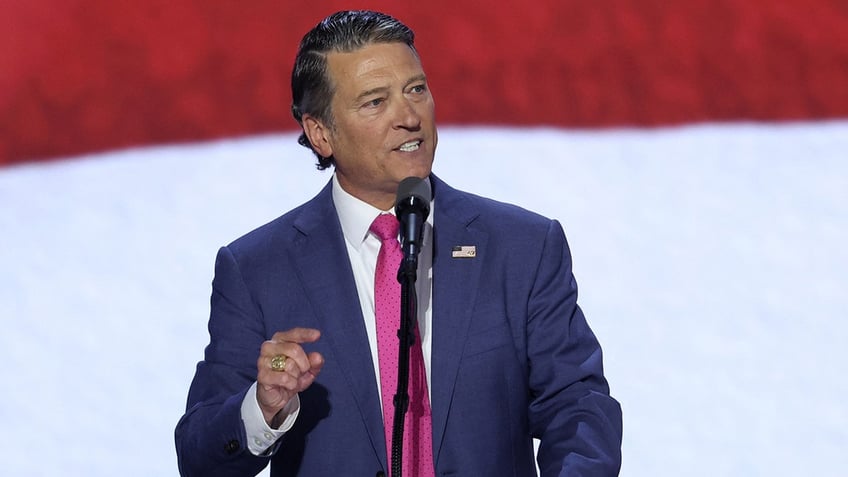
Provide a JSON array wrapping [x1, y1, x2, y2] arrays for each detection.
[[332, 174, 435, 252], [332, 174, 389, 252]]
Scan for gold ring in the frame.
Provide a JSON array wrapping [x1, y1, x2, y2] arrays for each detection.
[[270, 354, 288, 372]]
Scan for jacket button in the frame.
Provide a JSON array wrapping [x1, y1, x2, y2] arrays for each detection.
[[375, 472, 385, 477], [224, 439, 241, 455]]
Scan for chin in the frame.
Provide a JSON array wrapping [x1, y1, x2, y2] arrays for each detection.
[[407, 163, 433, 179]]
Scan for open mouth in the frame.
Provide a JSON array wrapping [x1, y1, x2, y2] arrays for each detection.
[[397, 140, 422, 152]]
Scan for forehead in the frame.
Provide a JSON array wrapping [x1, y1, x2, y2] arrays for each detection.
[[325, 42, 424, 96]]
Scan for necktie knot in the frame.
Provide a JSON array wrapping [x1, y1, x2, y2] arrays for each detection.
[[370, 214, 399, 243]]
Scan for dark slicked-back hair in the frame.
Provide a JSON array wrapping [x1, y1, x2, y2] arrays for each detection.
[[291, 10, 416, 170]]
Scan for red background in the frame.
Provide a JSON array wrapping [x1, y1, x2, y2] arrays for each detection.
[[2, 0, 847, 166]]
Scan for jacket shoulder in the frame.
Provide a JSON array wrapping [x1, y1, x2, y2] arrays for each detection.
[[225, 180, 335, 257], [437, 178, 555, 233]]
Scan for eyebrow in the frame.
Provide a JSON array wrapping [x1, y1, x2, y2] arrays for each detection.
[[405, 74, 427, 87], [353, 74, 428, 103], [354, 86, 389, 104]]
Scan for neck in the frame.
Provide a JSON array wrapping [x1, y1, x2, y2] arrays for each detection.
[[335, 180, 397, 211], [333, 175, 395, 212]]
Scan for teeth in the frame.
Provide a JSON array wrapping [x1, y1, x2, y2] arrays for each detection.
[[398, 141, 421, 152]]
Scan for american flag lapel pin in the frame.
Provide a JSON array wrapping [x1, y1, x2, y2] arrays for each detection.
[[451, 245, 477, 258]]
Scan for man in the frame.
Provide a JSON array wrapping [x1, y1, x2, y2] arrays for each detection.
[[176, 10, 622, 477]]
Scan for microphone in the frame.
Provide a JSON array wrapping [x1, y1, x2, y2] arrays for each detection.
[[394, 177, 431, 269], [391, 176, 431, 477]]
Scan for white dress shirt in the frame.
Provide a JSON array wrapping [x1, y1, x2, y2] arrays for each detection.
[[241, 174, 434, 455]]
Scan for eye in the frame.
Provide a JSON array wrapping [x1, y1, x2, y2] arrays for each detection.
[[363, 97, 385, 109], [409, 84, 427, 94]]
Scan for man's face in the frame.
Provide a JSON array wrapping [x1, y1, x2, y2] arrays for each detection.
[[312, 42, 437, 209]]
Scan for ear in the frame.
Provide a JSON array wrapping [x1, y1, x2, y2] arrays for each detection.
[[302, 114, 334, 159]]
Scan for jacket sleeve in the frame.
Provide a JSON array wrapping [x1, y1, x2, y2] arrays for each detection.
[[175, 245, 272, 477], [527, 220, 623, 476]]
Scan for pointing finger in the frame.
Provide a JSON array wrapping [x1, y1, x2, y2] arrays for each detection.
[[272, 327, 321, 344]]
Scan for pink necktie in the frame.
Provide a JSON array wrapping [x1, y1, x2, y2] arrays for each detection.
[[370, 213, 434, 477]]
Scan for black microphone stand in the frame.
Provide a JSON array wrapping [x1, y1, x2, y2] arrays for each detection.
[[391, 254, 419, 477], [390, 177, 431, 477]]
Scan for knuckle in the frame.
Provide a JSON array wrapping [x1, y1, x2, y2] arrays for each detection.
[[260, 340, 277, 354], [280, 374, 298, 390]]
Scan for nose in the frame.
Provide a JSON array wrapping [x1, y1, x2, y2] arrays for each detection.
[[394, 97, 421, 131]]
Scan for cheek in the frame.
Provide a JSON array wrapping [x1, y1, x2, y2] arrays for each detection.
[[421, 95, 436, 116], [346, 120, 384, 145], [332, 114, 393, 161]]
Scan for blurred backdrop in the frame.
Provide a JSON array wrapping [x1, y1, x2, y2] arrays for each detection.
[[3, 0, 848, 164]]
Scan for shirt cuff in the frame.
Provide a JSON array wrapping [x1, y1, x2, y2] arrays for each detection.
[[240, 381, 301, 456]]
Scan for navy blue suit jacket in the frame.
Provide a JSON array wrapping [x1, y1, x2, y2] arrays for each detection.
[[176, 175, 622, 476]]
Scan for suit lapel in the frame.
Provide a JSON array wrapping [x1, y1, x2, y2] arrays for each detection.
[[429, 176, 488, 465], [288, 181, 387, 469], [287, 176, 488, 469]]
